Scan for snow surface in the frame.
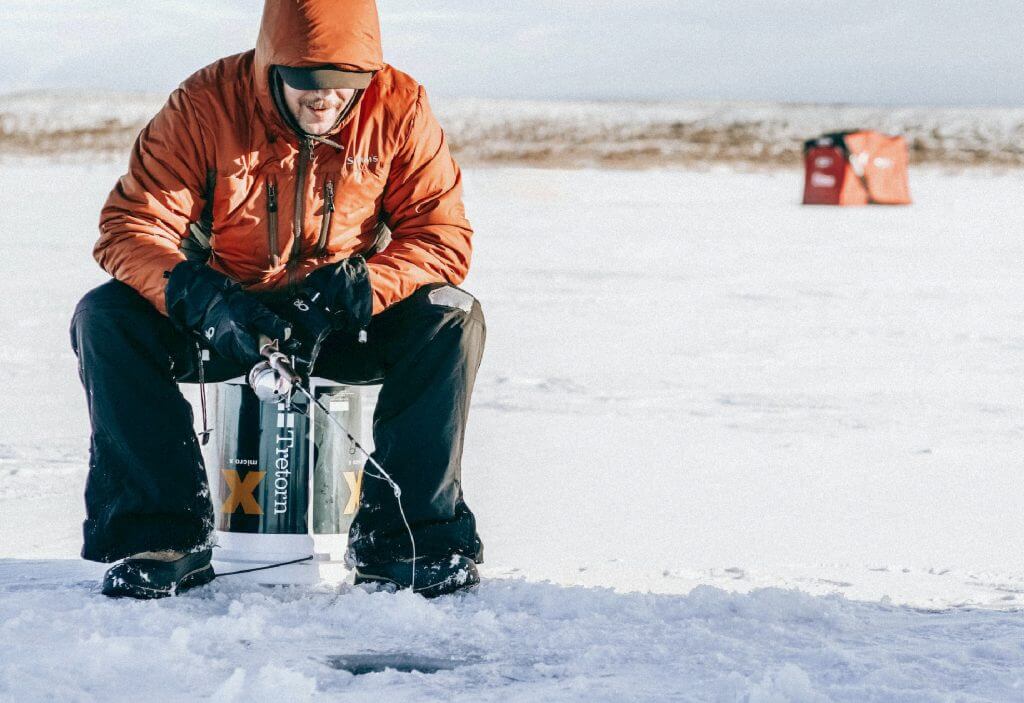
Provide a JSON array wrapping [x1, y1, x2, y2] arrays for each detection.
[[3, 560, 1023, 702], [1, 159, 1023, 700]]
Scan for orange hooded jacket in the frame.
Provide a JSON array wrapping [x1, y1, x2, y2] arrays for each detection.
[[95, 0, 472, 316]]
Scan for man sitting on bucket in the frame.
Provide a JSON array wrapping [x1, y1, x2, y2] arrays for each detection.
[[70, 0, 485, 599]]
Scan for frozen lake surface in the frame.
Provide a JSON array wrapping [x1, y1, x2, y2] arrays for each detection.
[[0, 161, 1022, 700]]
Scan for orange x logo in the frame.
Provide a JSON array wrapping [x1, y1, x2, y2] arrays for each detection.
[[221, 469, 265, 515], [343, 470, 363, 515]]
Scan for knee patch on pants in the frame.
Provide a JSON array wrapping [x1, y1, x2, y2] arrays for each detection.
[[427, 285, 476, 314]]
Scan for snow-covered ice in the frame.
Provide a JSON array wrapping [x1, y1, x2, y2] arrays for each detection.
[[3, 560, 1023, 702], [1, 159, 1022, 700]]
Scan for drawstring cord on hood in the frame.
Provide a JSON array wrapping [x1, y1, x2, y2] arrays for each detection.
[[309, 133, 344, 151]]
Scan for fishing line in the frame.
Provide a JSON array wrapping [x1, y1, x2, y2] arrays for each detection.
[[292, 383, 418, 593], [214, 384, 417, 589], [216, 555, 314, 577], [238, 338, 418, 591]]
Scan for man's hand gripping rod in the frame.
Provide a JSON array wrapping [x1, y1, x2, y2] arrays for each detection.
[[249, 336, 418, 591]]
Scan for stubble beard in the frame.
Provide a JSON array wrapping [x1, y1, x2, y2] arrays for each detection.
[[298, 102, 341, 135]]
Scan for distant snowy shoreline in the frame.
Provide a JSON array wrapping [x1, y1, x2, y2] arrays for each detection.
[[2, 90, 1022, 168]]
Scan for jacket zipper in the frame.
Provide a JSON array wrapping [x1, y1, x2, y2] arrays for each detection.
[[266, 178, 280, 267], [316, 178, 335, 256], [287, 137, 314, 285]]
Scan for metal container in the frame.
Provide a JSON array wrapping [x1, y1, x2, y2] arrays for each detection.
[[201, 377, 374, 584]]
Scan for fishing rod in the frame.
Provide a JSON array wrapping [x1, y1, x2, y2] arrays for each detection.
[[247, 337, 418, 592]]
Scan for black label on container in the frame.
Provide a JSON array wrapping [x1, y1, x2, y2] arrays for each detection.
[[214, 384, 310, 534]]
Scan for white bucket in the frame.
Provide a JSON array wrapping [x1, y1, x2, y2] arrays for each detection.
[[196, 378, 376, 584]]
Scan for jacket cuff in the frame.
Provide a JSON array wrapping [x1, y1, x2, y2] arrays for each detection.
[[338, 255, 372, 331], [164, 261, 233, 332], [303, 256, 373, 333]]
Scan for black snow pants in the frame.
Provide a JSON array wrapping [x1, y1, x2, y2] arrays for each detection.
[[70, 279, 485, 566]]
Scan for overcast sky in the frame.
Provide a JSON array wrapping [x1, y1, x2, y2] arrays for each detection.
[[2, 1, 1021, 106]]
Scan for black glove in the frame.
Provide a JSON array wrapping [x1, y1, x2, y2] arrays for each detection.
[[262, 291, 335, 375], [165, 261, 293, 366], [300, 256, 373, 336]]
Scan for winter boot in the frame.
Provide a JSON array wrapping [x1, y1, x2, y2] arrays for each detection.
[[101, 549, 215, 599], [354, 554, 479, 598]]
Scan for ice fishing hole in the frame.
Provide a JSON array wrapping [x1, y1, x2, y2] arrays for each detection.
[[325, 653, 476, 675]]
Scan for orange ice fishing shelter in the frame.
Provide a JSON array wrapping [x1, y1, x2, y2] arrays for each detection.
[[802, 131, 912, 205]]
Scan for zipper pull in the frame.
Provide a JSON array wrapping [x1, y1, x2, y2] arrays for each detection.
[[324, 180, 335, 212], [315, 179, 337, 257], [267, 181, 280, 267]]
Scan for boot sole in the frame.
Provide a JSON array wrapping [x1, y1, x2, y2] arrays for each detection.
[[102, 563, 215, 599]]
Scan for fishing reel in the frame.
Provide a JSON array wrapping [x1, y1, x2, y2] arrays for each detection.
[[248, 336, 303, 403], [248, 291, 334, 404]]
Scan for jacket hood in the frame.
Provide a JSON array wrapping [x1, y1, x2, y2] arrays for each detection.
[[254, 0, 384, 131]]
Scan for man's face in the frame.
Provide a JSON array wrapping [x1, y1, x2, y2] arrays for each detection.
[[282, 84, 356, 136]]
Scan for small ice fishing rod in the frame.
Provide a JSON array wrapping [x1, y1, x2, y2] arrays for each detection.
[[248, 336, 418, 591]]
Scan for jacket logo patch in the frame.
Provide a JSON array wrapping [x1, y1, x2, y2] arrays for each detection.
[[345, 154, 380, 169]]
